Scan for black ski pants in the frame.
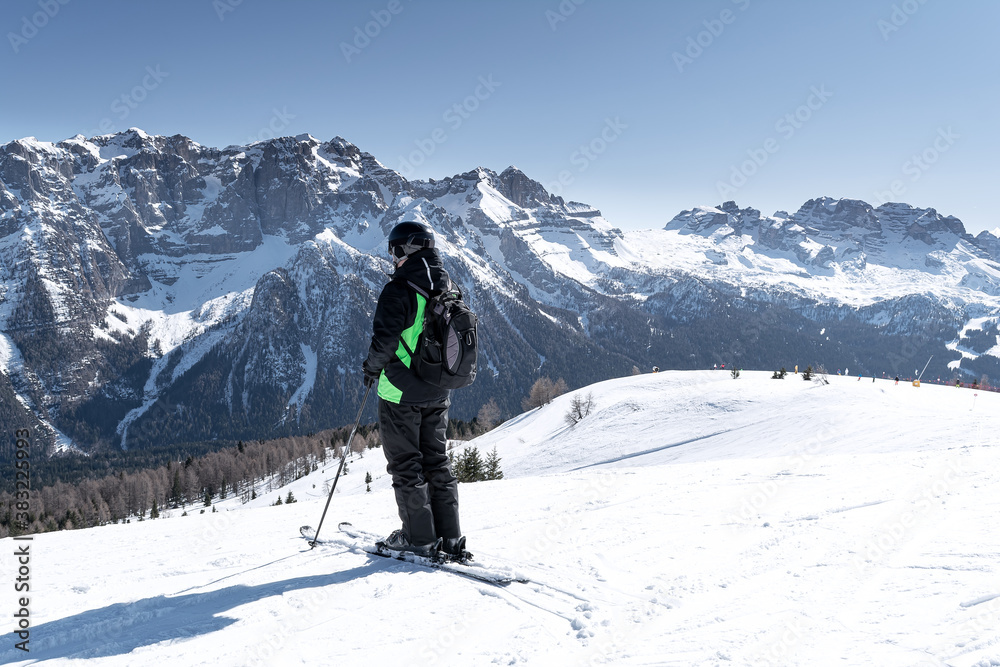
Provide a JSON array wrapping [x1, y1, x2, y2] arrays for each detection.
[[378, 398, 461, 545]]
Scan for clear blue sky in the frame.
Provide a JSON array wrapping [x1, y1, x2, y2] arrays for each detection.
[[2, 0, 997, 233]]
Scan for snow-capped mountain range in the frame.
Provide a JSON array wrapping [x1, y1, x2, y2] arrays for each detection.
[[1, 128, 998, 455]]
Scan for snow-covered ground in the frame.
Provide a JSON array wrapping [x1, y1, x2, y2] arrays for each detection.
[[3, 371, 998, 666]]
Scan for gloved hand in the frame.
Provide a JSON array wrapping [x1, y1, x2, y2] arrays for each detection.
[[363, 364, 379, 388]]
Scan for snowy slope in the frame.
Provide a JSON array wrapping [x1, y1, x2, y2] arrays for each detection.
[[2, 371, 998, 666]]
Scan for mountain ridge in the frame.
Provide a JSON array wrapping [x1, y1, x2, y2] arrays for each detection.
[[1, 129, 998, 457]]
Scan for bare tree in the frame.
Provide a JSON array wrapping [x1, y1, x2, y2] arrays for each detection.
[[522, 377, 568, 411], [477, 398, 501, 433], [565, 392, 595, 426]]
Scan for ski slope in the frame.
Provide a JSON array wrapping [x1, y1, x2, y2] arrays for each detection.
[[2, 371, 999, 666]]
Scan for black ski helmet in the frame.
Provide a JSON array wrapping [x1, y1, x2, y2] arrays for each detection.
[[387, 221, 435, 260]]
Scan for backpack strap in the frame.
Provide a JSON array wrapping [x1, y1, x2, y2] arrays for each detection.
[[395, 281, 429, 362], [405, 279, 458, 299], [405, 280, 431, 300]]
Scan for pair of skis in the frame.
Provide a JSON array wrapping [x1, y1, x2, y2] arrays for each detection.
[[300, 522, 528, 586]]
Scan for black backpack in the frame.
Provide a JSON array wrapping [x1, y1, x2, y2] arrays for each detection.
[[401, 280, 478, 389]]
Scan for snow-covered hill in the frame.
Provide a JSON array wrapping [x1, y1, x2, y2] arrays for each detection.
[[3, 371, 997, 666]]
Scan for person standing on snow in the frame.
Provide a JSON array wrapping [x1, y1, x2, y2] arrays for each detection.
[[362, 221, 467, 559]]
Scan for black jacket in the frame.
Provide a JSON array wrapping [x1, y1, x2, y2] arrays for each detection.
[[364, 248, 451, 406]]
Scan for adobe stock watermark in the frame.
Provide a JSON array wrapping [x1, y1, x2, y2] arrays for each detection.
[[872, 127, 958, 206], [729, 419, 835, 525], [87, 66, 170, 137], [420, 616, 474, 662], [518, 471, 616, 561], [545, 0, 586, 31], [247, 108, 296, 144], [7, 0, 71, 54], [212, 0, 243, 21], [673, 0, 751, 73], [851, 456, 965, 574], [877, 0, 931, 41], [340, 0, 408, 63], [545, 118, 627, 198], [745, 618, 807, 667], [716, 85, 833, 199], [396, 75, 501, 178], [244, 584, 341, 666]]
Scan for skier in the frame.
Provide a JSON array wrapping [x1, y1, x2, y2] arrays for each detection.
[[362, 221, 466, 558]]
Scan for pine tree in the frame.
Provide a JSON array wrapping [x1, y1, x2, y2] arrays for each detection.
[[484, 447, 504, 481], [204, 489, 212, 507], [150, 499, 160, 519], [365, 471, 372, 493], [455, 447, 484, 483], [802, 365, 813, 381], [285, 491, 296, 504], [275, 496, 283, 506]]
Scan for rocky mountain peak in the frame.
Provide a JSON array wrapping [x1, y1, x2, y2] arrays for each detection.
[[664, 201, 760, 236], [497, 166, 556, 209], [792, 197, 881, 233]]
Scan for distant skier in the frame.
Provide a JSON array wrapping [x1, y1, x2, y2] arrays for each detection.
[[362, 221, 467, 559], [894, 376, 899, 385]]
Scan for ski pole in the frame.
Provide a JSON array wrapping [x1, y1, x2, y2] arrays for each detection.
[[309, 384, 372, 548]]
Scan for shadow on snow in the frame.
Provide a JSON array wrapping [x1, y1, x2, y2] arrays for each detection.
[[1, 560, 387, 662]]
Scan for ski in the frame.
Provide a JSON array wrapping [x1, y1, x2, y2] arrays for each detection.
[[299, 523, 528, 586]]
